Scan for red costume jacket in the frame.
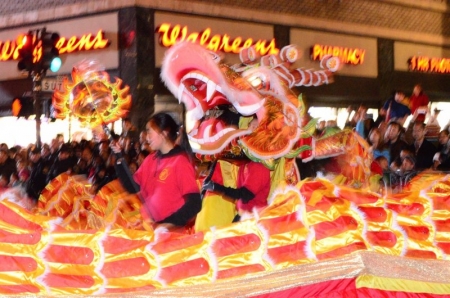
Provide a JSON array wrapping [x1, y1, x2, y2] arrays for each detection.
[[134, 146, 200, 223]]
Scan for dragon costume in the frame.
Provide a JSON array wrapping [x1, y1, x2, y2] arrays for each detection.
[[0, 43, 448, 297]]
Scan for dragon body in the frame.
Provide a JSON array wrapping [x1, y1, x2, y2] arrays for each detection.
[[0, 43, 448, 297]]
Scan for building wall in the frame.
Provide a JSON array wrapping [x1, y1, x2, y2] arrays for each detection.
[[0, 12, 119, 81], [0, 0, 90, 16], [1, 0, 449, 43], [189, 0, 450, 37], [1, 0, 450, 127]]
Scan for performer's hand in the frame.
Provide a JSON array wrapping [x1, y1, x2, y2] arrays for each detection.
[[240, 196, 252, 204], [140, 205, 154, 229], [202, 180, 216, 192], [156, 222, 176, 231], [110, 141, 122, 154]]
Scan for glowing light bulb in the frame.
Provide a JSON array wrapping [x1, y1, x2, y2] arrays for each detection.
[[50, 57, 62, 72]]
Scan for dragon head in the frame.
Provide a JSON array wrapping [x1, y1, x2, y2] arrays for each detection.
[[161, 42, 339, 162]]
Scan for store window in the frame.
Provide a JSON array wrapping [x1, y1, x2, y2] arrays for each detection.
[[0, 117, 122, 148], [308, 106, 379, 129], [429, 102, 450, 131]]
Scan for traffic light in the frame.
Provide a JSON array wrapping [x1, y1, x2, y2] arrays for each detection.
[[12, 97, 34, 119], [40, 29, 61, 72], [17, 33, 35, 72], [11, 97, 21, 116]]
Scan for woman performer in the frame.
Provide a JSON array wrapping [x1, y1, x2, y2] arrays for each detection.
[[113, 112, 202, 229]]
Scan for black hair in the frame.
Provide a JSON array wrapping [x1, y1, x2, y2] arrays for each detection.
[[402, 154, 416, 165], [387, 121, 402, 131], [10, 172, 19, 181], [0, 173, 10, 184], [363, 118, 375, 138], [148, 112, 194, 159], [139, 149, 150, 158], [440, 130, 449, 136], [148, 112, 180, 143], [413, 121, 426, 129], [375, 155, 387, 163]]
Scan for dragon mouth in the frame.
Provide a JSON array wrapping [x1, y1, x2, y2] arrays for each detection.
[[161, 42, 265, 155], [178, 71, 227, 133], [178, 71, 261, 154]]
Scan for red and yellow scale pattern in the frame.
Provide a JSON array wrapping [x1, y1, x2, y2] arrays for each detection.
[[0, 172, 449, 295]]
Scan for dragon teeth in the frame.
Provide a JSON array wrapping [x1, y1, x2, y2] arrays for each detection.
[[177, 84, 185, 103], [204, 124, 213, 138], [235, 98, 266, 116], [185, 105, 204, 133], [206, 80, 216, 102]]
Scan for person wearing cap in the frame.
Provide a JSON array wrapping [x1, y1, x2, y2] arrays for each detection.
[[410, 121, 437, 170]]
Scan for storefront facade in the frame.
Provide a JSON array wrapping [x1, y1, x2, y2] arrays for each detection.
[[0, 0, 449, 144], [0, 12, 122, 145]]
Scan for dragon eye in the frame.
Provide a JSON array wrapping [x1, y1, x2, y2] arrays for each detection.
[[208, 51, 221, 64]]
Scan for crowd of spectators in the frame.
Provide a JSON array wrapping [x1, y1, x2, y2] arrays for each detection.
[[0, 119, 151, 202], [1, 84, 449, 202], [306, 84, 450, 193], [346, 84, 450, 192]]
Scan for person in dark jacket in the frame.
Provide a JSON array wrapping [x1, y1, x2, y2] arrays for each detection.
[[0, 148, 16, 181], [410, 121, 437, 170], [433, 130, 450, 171], [385, 121, 410, 166], [26, 147, 50, 201], [46, 144, 76, 184]]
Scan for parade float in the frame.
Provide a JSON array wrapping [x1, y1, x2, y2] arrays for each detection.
[[0, 42, 449, 297]]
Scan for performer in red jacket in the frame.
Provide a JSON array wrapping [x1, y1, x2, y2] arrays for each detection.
[[133, 112, 202, 228]]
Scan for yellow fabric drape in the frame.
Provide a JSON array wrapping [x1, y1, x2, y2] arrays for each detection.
[[1, 170, 450, 295], [356, 275, 450, 295], [194, 160, 238, 232]]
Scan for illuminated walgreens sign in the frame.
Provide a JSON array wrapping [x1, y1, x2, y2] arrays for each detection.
[[311, 44, 365, 65], [408, 56, 450, 74], [157, 23, 279, 55], [0, 30, 110, 62]]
